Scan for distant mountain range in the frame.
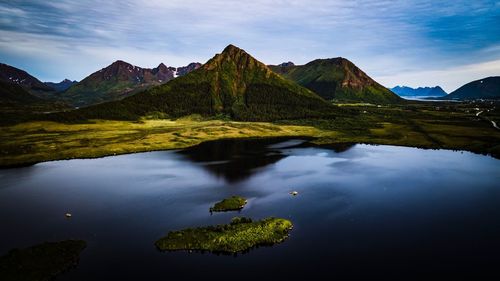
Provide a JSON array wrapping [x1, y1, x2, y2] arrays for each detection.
[[391, 86, 447, 97], [269, 59, 401, 104], [442, 77, 500, 100], [44, 79, 78, 92], [176, 62, 202, 76]]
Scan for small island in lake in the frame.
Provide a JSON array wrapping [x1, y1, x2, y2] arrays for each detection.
[[155, 217, 293, 254], [0, 240, 86, 281], [210, 196, 247, 212]]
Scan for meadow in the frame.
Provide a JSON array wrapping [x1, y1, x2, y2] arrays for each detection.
[[1, 101, 499, 167]]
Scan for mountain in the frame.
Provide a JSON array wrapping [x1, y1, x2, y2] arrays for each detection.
[[269, 58, 401, 104], [0, 63, 54, 92], [44, 79, 78, 92], [176, 62, 202, 76], [0, 63, 59, 114], [391, 86, 447, 97], [57, 45, 337, 122], [0, 79, 44, 106], [278, 62, 295, 67], [58, 61, 204, 107], [0, 79, 70, 125], [443, 77, 500, 100], [58, 60, 178, 107]]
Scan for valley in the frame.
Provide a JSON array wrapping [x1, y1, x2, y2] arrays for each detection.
[[1, 1, 499, 279], [1, 99, 499, 168]]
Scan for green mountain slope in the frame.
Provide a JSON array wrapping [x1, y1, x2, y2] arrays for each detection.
[[269, 58, 401, 104], [444, 77, 500, 100], [56, 45, 338, 122]]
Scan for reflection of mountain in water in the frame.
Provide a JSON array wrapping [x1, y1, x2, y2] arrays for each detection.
[[177, 138, 299, 183], [311, 142, 355, 153]]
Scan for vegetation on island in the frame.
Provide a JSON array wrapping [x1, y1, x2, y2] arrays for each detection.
[[210, 196, 247, 212], [0, 240, 86, 281], [155, 217, 293, 254]]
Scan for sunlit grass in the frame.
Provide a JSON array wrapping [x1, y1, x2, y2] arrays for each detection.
[[0, 117, 324, 167], [1, 102, 500, 167], [155, 217, 292, 254]]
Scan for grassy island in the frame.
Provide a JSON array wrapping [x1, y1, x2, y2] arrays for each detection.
[[0, 240, 87, 281], [155, 217, 293, 254], [210, 196, 247, 212]]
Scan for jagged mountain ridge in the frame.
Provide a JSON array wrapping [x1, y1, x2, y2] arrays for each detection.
[[44, 79, 78, 92], [391, 86, 447, 97]]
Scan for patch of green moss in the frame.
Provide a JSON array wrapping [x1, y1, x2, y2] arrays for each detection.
[[210, 196, 247, 212], [155, 217, 293, 254], [0, 240, 87, 281]]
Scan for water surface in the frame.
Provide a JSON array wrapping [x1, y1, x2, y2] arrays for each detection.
[[0, 139, 499, 280]]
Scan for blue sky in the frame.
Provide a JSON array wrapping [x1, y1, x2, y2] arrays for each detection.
[[0, 0, 499, 92]]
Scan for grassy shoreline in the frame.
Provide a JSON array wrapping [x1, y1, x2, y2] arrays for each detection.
[[1, 102, 500, 167], [0, 118, 327, 168]]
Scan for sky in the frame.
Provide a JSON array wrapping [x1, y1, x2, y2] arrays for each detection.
[[0, 0, 499, 92]]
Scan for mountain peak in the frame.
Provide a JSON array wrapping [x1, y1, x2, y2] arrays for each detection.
[[445, 76, 500, 100], [269, 57, 401, 103], [278, 62, 295, 67], [390, 85, 447, 97], [112, 60, 128, 64], [0, 62, 53, 91], [222, 44, 242, 54], [204, 44, 269, 74]]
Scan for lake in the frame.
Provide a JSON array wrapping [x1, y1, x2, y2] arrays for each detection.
[[1, 138, 499, 280]]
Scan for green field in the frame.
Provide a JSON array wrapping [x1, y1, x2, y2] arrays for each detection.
[[1, 101, 499, 167], [0, 116, 325, 167]]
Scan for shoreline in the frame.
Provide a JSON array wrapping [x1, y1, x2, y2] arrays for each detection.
[[2, 134, 498, 169]]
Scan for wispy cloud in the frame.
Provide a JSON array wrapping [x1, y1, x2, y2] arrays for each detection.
[[0, 0, 498, 88]]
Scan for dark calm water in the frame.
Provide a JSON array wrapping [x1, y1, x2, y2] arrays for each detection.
[[1, 139, 500, 280]]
